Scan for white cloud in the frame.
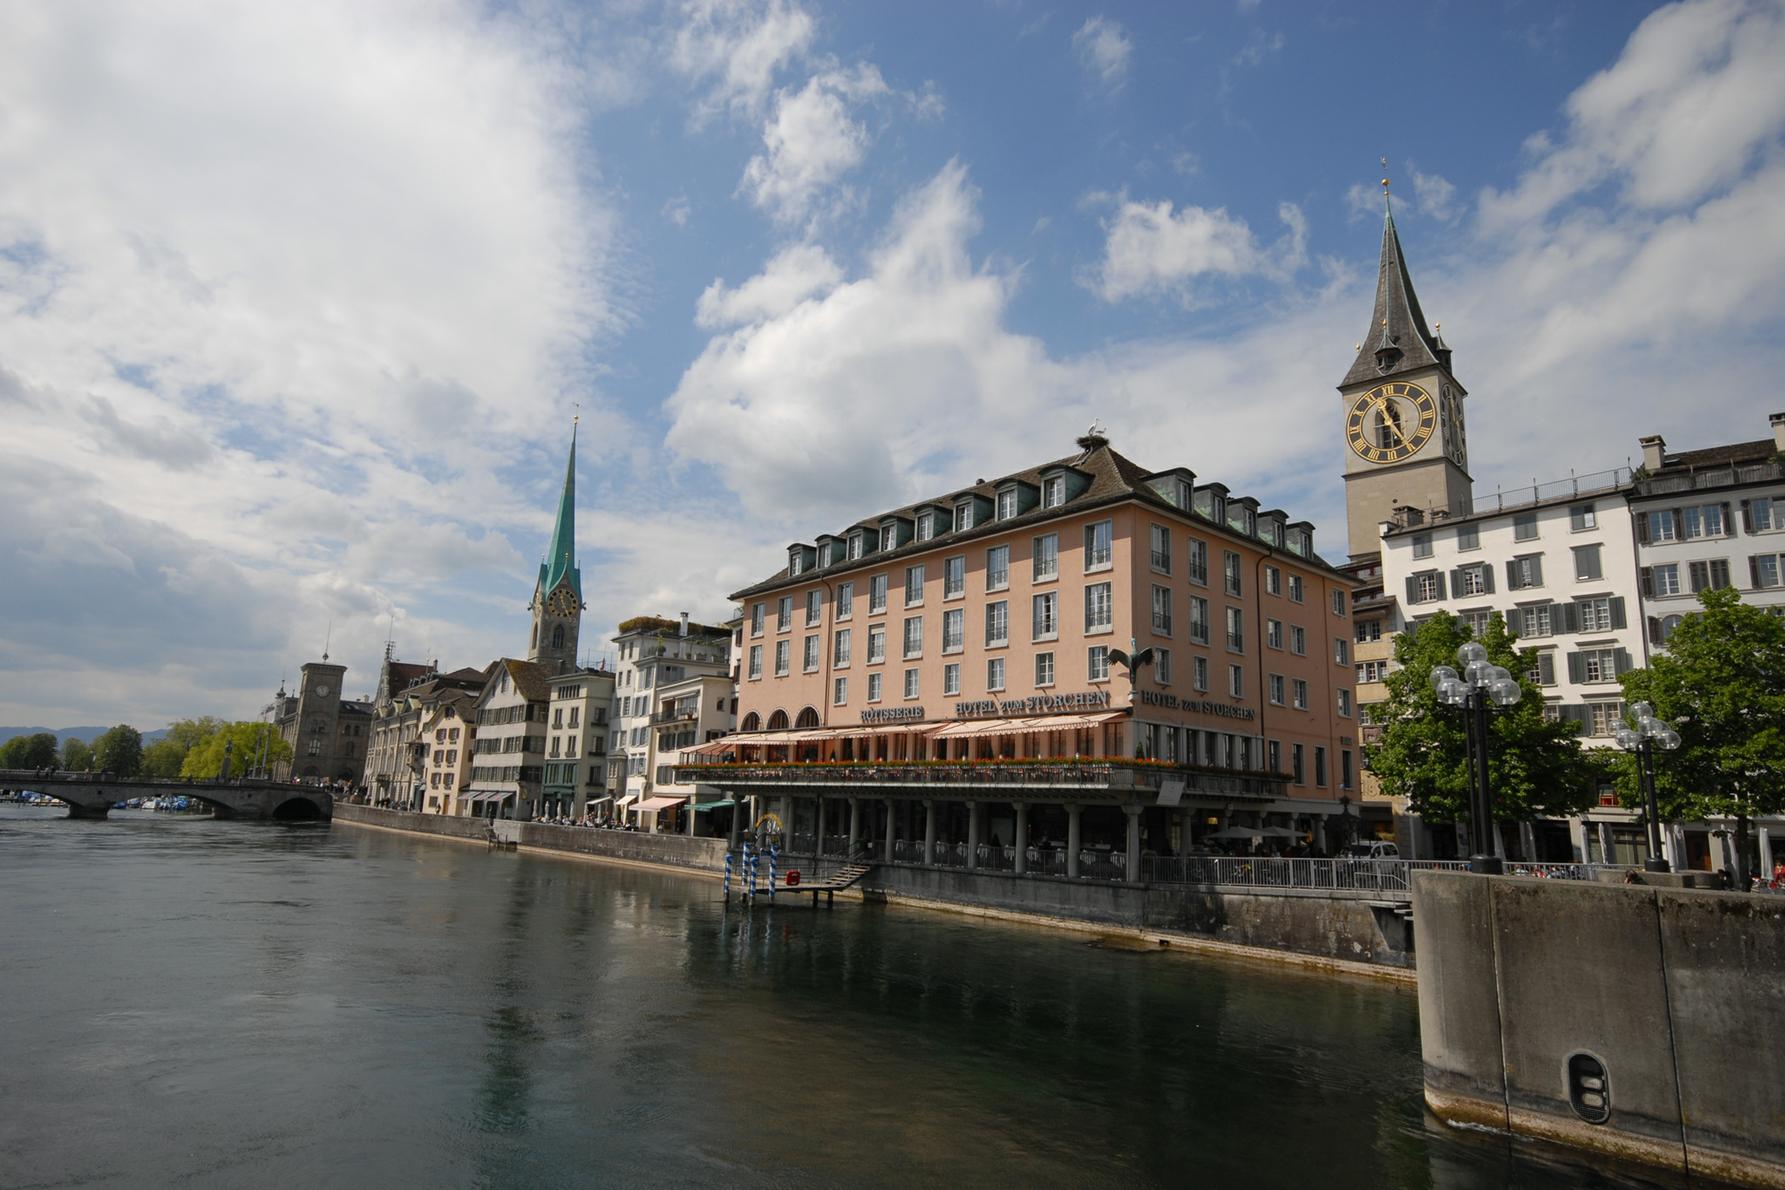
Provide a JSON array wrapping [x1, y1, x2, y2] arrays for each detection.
[[1072, 17, 1133, 92], [669, 0, 816, 123], [696, 243, 844, 328], [1090, 197, 1306, 301], [740, 64, 890, 224], [1409, 167, 1459, 223]]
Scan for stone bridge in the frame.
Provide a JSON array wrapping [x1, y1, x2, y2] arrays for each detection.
[[0, 770, 333, 821]]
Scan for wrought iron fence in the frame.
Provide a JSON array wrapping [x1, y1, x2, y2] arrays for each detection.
[[1140, 855, 1626, 894], [976, 844, 1016, 872]]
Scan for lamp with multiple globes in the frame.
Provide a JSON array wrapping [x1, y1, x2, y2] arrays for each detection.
[[1615, 700, 1680, 873], [1430, 641, 1523, 875]]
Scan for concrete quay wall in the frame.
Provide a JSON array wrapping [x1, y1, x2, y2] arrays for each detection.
[[331, 804, 728, 872], [1412, 871, 1785, 1189]]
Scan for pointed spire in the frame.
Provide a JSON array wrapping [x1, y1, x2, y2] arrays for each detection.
[[1342, 174, 1444, 389], [540, 417, 581, 600]]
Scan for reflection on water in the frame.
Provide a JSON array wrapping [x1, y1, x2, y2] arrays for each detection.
[[0, 806, 1696, 1189]]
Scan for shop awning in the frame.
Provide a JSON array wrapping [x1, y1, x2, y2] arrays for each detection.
[[615, 793, 640, 808], [636, 795, 687, 813], [1005, 711, 1128, 734], [682, 738, 738, 756], [693, 799, 736, 812], [468, 790, 514, 805], [931, 718, 1021, 739]]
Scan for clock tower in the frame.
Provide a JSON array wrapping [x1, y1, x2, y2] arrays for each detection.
[[528, 421, 583, 675], [1340, 185, 1473, 558]]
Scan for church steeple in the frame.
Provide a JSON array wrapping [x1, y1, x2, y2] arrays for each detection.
[[528, 419, 583, 673], [1341, 188, 1445, 388]]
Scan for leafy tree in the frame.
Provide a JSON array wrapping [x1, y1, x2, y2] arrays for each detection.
[[61, 738, 95, 771], [92, 725, 144, 776], [1617, 587, 1785, 887], [1, 732, 60, 769], [181, 722, 291, 779], [1366, 610, 1594, 832], [139, 717, 224, 778]]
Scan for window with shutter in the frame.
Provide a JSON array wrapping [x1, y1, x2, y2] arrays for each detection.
[[1567, 652, 1584, 684], [1538, 653, 1555, 686], [1609, 597, 1626, 629], [1640, 567, 1654, 598]]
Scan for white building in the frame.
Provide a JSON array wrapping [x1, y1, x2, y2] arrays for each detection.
[[465, 658, 550, 820], [542, 667, 616, 820], [646, 671, 737, 835], [608, 614, 732, 823]]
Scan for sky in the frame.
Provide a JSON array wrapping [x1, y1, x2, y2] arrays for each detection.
[[3, 0, 1783, 728]]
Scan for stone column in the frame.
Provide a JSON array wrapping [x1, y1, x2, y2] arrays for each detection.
[[923, 799, 937, 865], [966, 801, 981, 870], [814, 793, 825, 855], [1014, 803, 1029, 875], [1570, 816, 1591, 863], [1758, 827, 1774, 880], [883, 798, 895, 863], [727, 797, 742, 849], [1598, 821, 1616, 865], [1311, 814, 1327, 854], [848, 797, 861, 852], [1066, 804, 1082, 878], [1124, 805, 1142, 882], [1518, 821, 1537, 862]]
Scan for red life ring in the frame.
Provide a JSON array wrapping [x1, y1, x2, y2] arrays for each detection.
[[786, 870, 801, 887]]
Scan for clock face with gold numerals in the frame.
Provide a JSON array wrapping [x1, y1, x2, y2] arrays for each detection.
[[1346, 381, 1437, 464], [546, 587, 579, 616]]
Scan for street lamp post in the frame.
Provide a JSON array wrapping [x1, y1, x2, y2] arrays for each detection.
[[1616, 701, 1680, 873], [1431, 641, 1523, 876]]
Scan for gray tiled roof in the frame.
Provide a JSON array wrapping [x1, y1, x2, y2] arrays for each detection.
[[1340, 208, 1446, 390]]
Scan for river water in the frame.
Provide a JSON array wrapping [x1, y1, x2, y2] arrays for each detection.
[[0, 805, 1696, 1190]]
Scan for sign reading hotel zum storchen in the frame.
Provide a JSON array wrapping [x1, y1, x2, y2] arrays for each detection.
[[950, 690, 1111, 719], [1137, 689, 1256, 721]]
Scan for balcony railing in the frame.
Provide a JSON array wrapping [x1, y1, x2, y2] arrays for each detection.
[[1634, 459, 1783, 496], [675, 759, 1286, 800], [649, 708, 698, 726]]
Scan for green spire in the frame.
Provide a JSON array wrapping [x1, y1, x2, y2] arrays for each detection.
[[539, 420, 581, 600]]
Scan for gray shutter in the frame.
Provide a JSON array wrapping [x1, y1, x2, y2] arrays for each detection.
[[1481, 565, 1495, 594], [1689, 562, 1705, 593], [1615, 649, 1634, 676], [1610, 597, 1627, 629], [1635, 513, 1650, 544], [1672, 510, 1685, 540], [1754, 557, 1765, 589], [1538, 653, 1555, 685], [1450, 567, 1463, 595], [1506, 560, 1520, 590], [1640, 567, 1654, 598], [1742, 500, 1755, 534], [1648, 616, 1661, 646], [1721, 502, 1733, 537], [1405, 576, 1418, 605], [1435, 571, 1448, 600], [1530, 556, 1544, 587], [1567, 652, 1584, 684]]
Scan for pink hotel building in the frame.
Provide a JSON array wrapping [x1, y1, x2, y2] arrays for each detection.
[[681, 432, 1363, 878]]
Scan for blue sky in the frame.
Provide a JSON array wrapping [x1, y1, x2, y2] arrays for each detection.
[[3, 0, 1783, 727]]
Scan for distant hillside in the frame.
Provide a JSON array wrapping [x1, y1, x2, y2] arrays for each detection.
[[0, 726, 171, 746]]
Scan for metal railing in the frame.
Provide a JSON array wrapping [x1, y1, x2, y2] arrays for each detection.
[[1469, 467, 1633, 516], [1140, 855, 1634, 894], [1634, 459, 1783, 496], [675, 760, 1285, 800], [976, 844, 1016, 872]]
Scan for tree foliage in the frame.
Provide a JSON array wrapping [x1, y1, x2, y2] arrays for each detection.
[[1366, 610, 1594, 823], [60, 738, 95, 771], [180, 721, 291, 779], [92, 725, 144, 776], [140, 717, 224, 778], [1616, 587, 1785, 825], [1, 732, 60, 769]]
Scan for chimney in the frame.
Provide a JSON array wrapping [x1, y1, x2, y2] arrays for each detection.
[[1771, 412, 1785, 454], [679, 611, 689, 637], [1638, 434, 1666, 472]]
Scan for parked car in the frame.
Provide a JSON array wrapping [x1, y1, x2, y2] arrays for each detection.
[[1341, 841, 1399, 860]]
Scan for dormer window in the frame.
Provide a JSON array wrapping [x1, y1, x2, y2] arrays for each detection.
[[1042, 476, 1064, 508], [818, 543, 833, 568], [956, 501, 975, 532], [996, 488, 1017, 520], [848, 531, 864, 560], [789, 549, 803, 576], [880, 524, 896, 551], [916, 512, 934, 541], [1176, 480, 1193, 510]]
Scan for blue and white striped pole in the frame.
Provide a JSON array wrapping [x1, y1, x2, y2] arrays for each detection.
[[767, 843, 779, 903], [723, 847, 734, 902]]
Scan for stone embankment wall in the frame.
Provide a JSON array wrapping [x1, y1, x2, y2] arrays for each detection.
[[331, 804, 727, 872], [1413, 871, 1785, 1189]]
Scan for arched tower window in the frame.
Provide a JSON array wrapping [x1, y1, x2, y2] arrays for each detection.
[[741, 712, 761, 732], [552, 624, 565, 649]]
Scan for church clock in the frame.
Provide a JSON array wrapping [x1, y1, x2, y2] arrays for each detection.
[[546, 587, 579, 616], [1345, 381, 1437, 464]]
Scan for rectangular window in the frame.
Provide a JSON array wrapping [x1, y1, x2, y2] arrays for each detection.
[[1522, 603, 1553, 638], [1683, 504, 1725, 539], [1334, 638, 1349, 665], [1573, 545, 1603, 582], [1187, 539, 1209, 585], [1035, 652, 1055, 687], [1587, 701, 1624, 737], [1292, 679, 1308, 710], [868, 672, 882, 702], [987, 657, 1005, 691], [1578, 596, 1613, 633], [1085, 520, 1113, 570], [1268, 674, 1285, 705], [804, 589, 822, 626], [879, 524, 896, 552], [1150, 524, 1172, 573], [1459, 564, 1488, 596], [1266, 618, 1283, 649], [985, 601, 1009, 647], [833, 677, 848, 706], [1652, 563, 1681, 596], [1228, 665, 1244, 698], [837, 582, 853, 619], [1514, 512, 1539, 541], [774, 640, 790, 676], [751, 603, 764, 637], [1412, 532, 1433, 559], [1314, 746, 1327, 788], [1338, 689, 1352, 717], [1085, 582, 1113, 632], [1580, 648, 1620, 683], [802, 635, 820, 672], [1151, 586, 1172, 635], [1292, 744, 1304, 784], [1088, 645, 1110, 682], [1033, 533, 1059, 581], [997, 488, 1017, 520], [904, 565, 925, 607], [1032, 591, 1058, 640], [1223, 550, 1242, 596], [1571, 503, 1597, 531], [1688, 559, 1732, 592], [848, 532, 864, 560], [955, 502, 975, 533], [1647, 510, 1678, 542], [1754, 554, 1783, 589], [1290, 625, 1306, 655], [1225, 606, 1244, 652], [1331, 589, 1346, 617], [943, 608, 964, 652], [1264, 564, 1282, 596], [944, 555, 965, 598], [1189, 596, 1210, 645], [1156, 648, 1171, 685], [1287, 574, 1303, 603], [943, 663, 960, 696], [904, 668, 920, 699], [1042, 476, 1064, 508], [868, 625, 886, 664], [834, 628, 852, 666], [777, 595, 792, 630], [1193, 656, 1209, 692], [1509, 555, 1544, 590], [1457, 523, 1480, 550], [869, 574, 888, 613], [1460, 608, 1491, 638], [986, 545, 1010, 591], [903, 616, 923, 659], [915, 511, 934, 541]]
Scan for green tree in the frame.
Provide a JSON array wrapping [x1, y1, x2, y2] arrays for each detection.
[[139, 717, 224, 778], [180, 722, 291, 779], [1, 732, 60, 769], [1366, 610, 1594, 832], [91, 724, 144, 776], [60, 738, 95, 771], [1617, 587, 1785, 886]]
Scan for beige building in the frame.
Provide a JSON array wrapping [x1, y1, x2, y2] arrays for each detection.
[[608, 614, 732, 822], [419, 696, 477, 816], [465, 658, 551, 819], [646, 671, 737, 835], [542, 667, 617, 820]]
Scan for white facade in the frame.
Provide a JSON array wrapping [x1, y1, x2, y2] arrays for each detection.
[[647, 672, 737, 833], [1380, 476, 1647, 748], [419, 698, 475, 816], [542, 668, 615, 819], [608, 616, 732, 817], [465, 660, 548, 819]]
